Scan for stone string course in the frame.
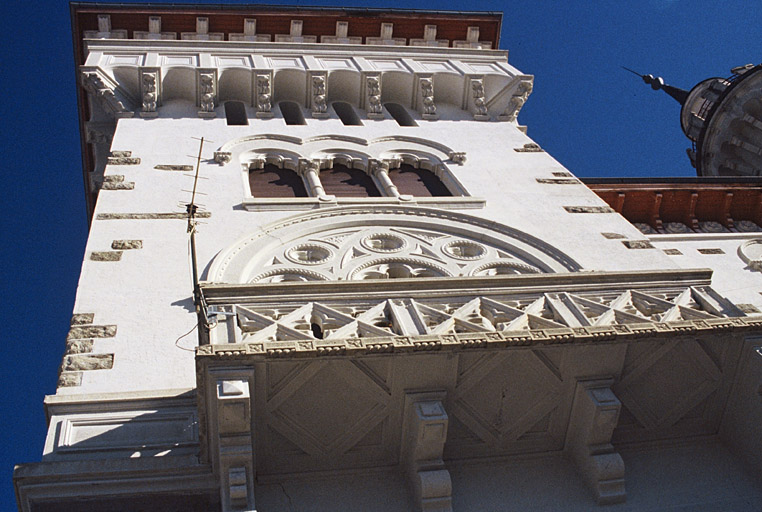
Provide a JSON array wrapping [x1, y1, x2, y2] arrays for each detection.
[[197, 316, 762, 360]]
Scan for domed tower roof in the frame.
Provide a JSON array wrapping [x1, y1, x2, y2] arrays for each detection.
[[631, 64, 762, 177]]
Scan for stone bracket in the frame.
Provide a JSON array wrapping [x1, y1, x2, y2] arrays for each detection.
[[139, 67, 161, 117], [197, 68, 218, 118], [401, 391, 452, 512], [80, 66, 136, 119], [565, 378, 626, 505], [207, 371, 256, 511]]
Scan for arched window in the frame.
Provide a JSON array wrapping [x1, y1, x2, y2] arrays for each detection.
[[279, 101, 306, 125], [333, 102, 363, 126], [249, 163, 307, 197], [224, 101, 248, 125], [388, 164, 452, 197], [319, 164, 381, 197], [384, 103, 417, 127]]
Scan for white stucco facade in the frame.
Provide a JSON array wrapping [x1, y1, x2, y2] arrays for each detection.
[[13, 6, 762, 512]]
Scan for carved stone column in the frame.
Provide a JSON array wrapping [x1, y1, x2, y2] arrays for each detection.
[[401, 391, 452, 512], [370, 160, 400, 197], [299, 159, 328, 198], [565, 378, 626, 505]]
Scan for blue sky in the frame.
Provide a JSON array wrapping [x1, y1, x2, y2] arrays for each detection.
[[2, 0, 760, 507]]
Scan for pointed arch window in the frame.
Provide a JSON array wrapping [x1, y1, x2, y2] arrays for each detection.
[[388, 164, 452, 197], [248, 163, 308, 198], [319, 164, 381, 197]]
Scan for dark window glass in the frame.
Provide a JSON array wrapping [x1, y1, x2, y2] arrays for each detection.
[[320, 164, 381, 197], [249, 164, 307, 197], [224, 101, 248, 125], [280, 101, 306, 125], [388, 164, 452, 197], [384, 103, 417, 126]]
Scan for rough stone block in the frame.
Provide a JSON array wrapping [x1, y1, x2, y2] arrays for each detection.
[[65, 339, 94, 354], [100, 181, 135, 190], [601, 232, 625, 239], [109, 150, 132, 158], [58, 372, 82, 387], [622, 240, 655, 249], [103, 175, 125, 183], [90, 251, 123, 261], [107, 156, 141, 165], [70, 313, 94, 325], [111, 239, 143, 250], [67, 324, 116, 340], [154, 164, 193, 171], [62, 354, 114, 372], [564, 206, 615, 214]]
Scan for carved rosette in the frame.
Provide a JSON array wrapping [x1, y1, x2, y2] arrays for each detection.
[[311, 73, 328, 118], [366, 75, 383, 119], [419, 77, 438, 120], [139, 69, 159, 118], [471, 78, 489, 120], [500, 78, 533, 122], [197, 71, 216, 117], [255, 72, 273, 118]]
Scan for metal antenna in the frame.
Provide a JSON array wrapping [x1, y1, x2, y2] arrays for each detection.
[[621, 66, 644, 78], [622, 66, 689, 105], [186, 137, 209, 345]]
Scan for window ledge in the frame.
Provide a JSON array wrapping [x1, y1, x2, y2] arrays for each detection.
[[241, 196, 485, 211]]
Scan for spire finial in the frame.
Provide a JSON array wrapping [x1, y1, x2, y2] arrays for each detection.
[[622, 66, 689, 105]]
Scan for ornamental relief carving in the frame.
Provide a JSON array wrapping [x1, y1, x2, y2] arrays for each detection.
[[246, 226, 542, 283], [209, 207, 579, 284]]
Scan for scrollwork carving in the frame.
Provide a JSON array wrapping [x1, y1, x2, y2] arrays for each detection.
[[366, 75, 382, 117], [141, 71, 157, 114], [471, 79, 488, 119], [500, 79, 533, 122], [198, 72, 215, 114], [256, 74, 272, 116], [311, 75, 327, 117], [420, 77, 437, 119]]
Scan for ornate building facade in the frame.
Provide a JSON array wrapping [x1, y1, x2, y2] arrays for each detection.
[[13, 4, 762, 511]]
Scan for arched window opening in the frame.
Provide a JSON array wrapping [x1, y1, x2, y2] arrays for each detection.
[[384, 103, 418, 127], [279, 101, 306, 125], [319, 164, 381, 197], [333, 102, 363, 126], [388, 164, 452, 197], [249, 163, 308, 198], [224, 101, 248, 125]]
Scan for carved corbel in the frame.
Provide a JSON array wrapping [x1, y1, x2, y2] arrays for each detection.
[[365, 74, 383, 119], [471, 78, 489, 121], [401, 391, 452, 512], [139, 68, 160, 118], [255, 71, 273, 118], [418, 77, 438, 120], [448, 152, 466, 165], [80, 69, 134, 119], [214, 152, 232, 165], [499, 79, 533, 122], [565, 378, 626, 505], [197, 70, 217, 118], [310, 72, 328, 118]]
